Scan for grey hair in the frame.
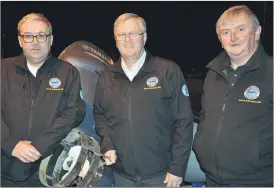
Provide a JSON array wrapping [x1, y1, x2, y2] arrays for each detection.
[[216, 5, 260, 34], [18, 13, 52, 35], [114, 13, 147, 35]]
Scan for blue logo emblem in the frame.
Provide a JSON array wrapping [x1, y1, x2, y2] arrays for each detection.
[[244, 85, 260, 100], [146, 77, 159, 87], [80, 90, 85, 101], [49, 78, 61, 88], [182, 84, 189, 96]]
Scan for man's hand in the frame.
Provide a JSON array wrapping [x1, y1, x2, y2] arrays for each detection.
[[163, 172, 183, 187], [11, 141, 41, 163], [103, 150, 117, 166]]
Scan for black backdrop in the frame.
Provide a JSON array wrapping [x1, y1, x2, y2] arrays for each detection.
[[2, 1, 273, 73]]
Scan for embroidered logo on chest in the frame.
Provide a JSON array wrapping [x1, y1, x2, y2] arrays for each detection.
[[244, 85, 260, 100], [49, 78, 61, 88], [46, 77, 63, 91], [146, 77, 158, 87], [144, 76, 161, 90]]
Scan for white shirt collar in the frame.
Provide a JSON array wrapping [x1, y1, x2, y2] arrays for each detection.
[[27, 62, 42, 77], [121, 51, 146, 82]]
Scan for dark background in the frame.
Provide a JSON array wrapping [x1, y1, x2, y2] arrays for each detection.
[[1, 1, 273, 74], [1, 1, 273, 116]]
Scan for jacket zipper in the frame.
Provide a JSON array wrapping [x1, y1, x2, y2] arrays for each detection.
[[128, 82, 139, 180], [215, 89, 232, 184], [27, 76, 36, 137], [28, 99, 34, 136], [210, 68, 228, 184]]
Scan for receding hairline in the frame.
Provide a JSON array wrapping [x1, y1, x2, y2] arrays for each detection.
[[113, 13, 146, 35], [218, 13, 252, 26], [216, 5, 260, 34], [18, 13, 52, 35]]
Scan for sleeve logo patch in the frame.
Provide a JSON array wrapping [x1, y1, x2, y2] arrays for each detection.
[[80, 90, 85, 101], [182, 84, 189, 96]]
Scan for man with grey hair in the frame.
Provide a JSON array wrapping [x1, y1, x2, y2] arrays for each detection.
[[94, 13, 193, 187], [193, 5, 273, 186], [1, 13, 86, 186]]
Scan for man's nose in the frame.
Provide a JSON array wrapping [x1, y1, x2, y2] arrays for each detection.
[[230, 32, 238, 41], [32, 36, 39, 44], [124, 34, 131, 41]]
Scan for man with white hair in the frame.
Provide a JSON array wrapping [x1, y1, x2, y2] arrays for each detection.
[[94, 13, 193, 187], [193, 5, 273, 186], [1, 13, 86, 186]]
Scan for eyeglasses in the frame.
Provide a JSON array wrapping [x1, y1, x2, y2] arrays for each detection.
[[115, 32, 144, 41], [19, 33, 52, 43]]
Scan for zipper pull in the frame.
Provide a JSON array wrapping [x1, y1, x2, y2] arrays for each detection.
[[221, 104, 226, 113], [129, 83, 132, 94], [31, 99, 34, 109]]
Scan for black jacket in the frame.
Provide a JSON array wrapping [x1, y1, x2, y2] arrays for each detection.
[[94, 51, 193, 180], [193, 45, 273, 186], [1, 54, 86, 181]]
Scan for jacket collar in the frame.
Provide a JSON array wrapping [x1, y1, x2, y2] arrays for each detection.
[[13, 53, 55, 72], [109, 49, 157, 74], [207, 44, 265, 74]]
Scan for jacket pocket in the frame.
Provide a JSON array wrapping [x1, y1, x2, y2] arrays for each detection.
[[9, 82, 25, 101], [258, 135, 273, 168], [1, 156, 32, 181], [192, 122, 204, 151], [56, 90, 69, 116], [103, 85, 123, 117], [192, 123, 208, 167], [192, 133, 201, 155]]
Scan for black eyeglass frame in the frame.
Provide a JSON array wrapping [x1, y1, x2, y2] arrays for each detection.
[[115, 32, 144, 41], [18, 34, 52, 43]]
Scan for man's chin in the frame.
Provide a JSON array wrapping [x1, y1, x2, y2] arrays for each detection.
[[123, 53, 137, 59], [227, 50, 245, 57], [26, 55, 47, 64]]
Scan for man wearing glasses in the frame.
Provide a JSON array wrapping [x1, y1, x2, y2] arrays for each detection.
[[1, 13, 86, 186], [94, 13, 193, 187]]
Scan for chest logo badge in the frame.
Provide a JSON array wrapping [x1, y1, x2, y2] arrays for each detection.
[[244, 85, 260, 100], [146, 77, 159, 88], [49, 78, 61, 89]]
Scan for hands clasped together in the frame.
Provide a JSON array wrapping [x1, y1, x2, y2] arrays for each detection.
[[11, 141, 41, 163]]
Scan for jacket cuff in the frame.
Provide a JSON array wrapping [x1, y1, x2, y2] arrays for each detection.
[[31, 138, 52, 157], [2, 136, 21, 156], [100, 138, 115, 154], [168, 162, 185, 178]]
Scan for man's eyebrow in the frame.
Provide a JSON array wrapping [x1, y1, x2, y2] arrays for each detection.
[[236, 24, 248, 28], [118, 31, 137, 34], [220, 28, 230, 32], [220, 24, 248, 31], [116, 32, 126, 35], [21, 32, 32, 35], [21, 32, 47, 35]]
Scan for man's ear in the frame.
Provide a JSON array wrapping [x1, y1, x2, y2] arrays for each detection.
[[217, 34, 223, 48], [143, 33, 147, 45], [50, 35, 54, 46], [18, 36, 23, 48], [255, 26, 262, 41]]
